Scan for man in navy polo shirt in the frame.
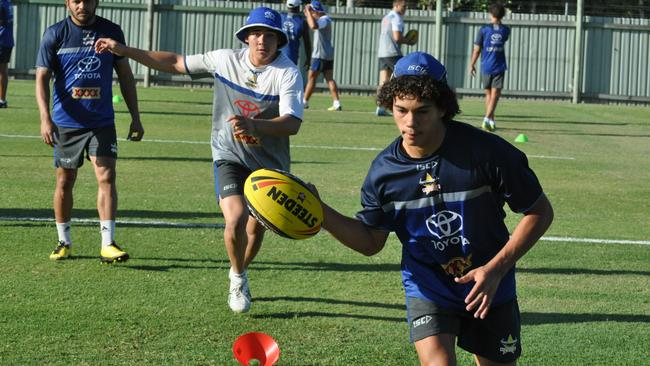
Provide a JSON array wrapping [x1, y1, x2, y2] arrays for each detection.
[[36, 0, 144, 263], [281, 0, 311, 68], [469, 3, 510, 132], [0, 0, 13, 108], [317, 52, 553, 365]]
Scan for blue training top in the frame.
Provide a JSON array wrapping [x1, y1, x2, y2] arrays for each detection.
[[36, 16, 126, 128], [356, 121, 543, 309], [280, 12, 306, 65], [0, 0, 14, 47], [474, 23, 510, 75]]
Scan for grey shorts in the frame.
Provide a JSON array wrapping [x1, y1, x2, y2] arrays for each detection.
[[406, 296, 521, 363], [482, 72, 505, 89], [0, 47, 12, 63], [378, 56, 402, 71], [216, 160, 253, 199], [53, 125, 117, 169]]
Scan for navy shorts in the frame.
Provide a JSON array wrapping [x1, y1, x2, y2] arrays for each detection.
[[310, 58, 334, 72], [0, 47, 12, 63], [215, 160, 252, 200], [378, 56, 402, 71], [406, 296, 522, 363], [482, 72, 505, 89], [53, 125, 117, 169]]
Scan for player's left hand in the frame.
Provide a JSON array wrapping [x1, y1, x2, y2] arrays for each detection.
[[454, 265, 503, 319], [127, 120, 144, 141], [228, 115, 256, 136]]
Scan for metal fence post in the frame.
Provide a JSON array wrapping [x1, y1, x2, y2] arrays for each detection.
[[143, 0, 154, 87], [572, 0, 584, 103], [434, 0, 443, 59]]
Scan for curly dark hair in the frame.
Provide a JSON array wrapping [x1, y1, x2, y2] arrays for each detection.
[[489, 3, 506, 19], [376, 76, 460, 123]]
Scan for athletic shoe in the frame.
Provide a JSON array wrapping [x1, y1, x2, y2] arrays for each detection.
[[100, 242, 129, 263], [375, 107, 391, 116], [0, 101, 7, 109], [228, 273, 252, 313], [49, 241, 71, 260], [303, 102, 309, 109], [481, 118, 496, 132], [327, 105, 342, 111]]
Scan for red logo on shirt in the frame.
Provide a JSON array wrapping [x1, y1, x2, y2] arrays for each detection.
[[441, 254, 472, 277], [233, 99, 261, 145]]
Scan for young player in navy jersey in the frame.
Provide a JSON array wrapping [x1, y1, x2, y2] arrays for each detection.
[[36, 0, 143, 263], [316, 52, 553, 365], [469, 3, 510, 132], [95, 7, 304, 314]]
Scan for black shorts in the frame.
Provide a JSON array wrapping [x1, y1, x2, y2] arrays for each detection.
[[378, 56, 402, 71], [53, 125, 117, 169], [310, 58, 334, 72], [216, 160, 253, 199], [0, 47, 12, 63], [482, 72, 505, 89], [406, 296, 522, 363]]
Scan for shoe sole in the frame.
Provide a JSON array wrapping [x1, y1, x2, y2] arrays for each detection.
[[100, 253, 130, 264]]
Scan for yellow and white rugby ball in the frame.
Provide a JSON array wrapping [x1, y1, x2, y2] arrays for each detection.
[[405, 29, 419, 44], [244, 168, 323, 240]]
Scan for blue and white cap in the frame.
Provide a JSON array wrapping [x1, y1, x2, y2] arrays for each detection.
[[235, 7, 288, 48], [393, 52, 447, 82], [310, 0, 326, 13]]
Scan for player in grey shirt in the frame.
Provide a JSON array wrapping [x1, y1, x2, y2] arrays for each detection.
[[303, 0, 342, 111], [95, 7, 304, 314], [376, 0, 415, 116]]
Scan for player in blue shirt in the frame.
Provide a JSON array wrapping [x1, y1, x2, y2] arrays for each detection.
[[35, 0, 144, 263], [469, 3, 510, 132], [317, 52, 553, 365], [0, 0, 14, 108], [281, 0, 311, 68]]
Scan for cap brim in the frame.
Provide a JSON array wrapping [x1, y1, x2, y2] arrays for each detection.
[[235, 24, 288, 48]]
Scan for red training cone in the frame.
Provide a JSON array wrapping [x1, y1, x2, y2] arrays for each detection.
[[232, 332, 280, 366]]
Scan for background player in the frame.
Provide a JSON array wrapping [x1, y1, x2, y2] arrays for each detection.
[[469, 2, 510, 132], [36, 0, 143, 263], [376, 0, 414, 116], [314, 52, 553, 365], [281, 0, 311, 68], [0, 0, 14, 108], [302, 0, 341, 111], [95, 6, 304, 314]]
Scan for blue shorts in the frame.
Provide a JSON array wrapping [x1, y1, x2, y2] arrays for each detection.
[[310, 58, 334, 72]]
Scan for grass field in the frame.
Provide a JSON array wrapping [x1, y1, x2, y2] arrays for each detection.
[[1, 79, 649, 365]]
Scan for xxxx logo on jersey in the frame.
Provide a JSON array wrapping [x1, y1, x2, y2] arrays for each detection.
[[71, 87, 101, 99], [441, 254, 472, 277], [233, 99, 261, 145]]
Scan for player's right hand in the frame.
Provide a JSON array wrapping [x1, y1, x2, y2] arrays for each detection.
[[94, 38, 125, 56], [40, 119, 56, 147], [469, 65, 477, 77]]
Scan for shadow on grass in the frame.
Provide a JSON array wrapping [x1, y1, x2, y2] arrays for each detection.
[[115, 110, 211, 117], [0, 208, 221, 220], [519, 267, 649, 276], [522, 312, 650, 325], [252, 311, 404, 323], [256, 296, 404, 311], [119, 156, 212, 163], [489, 126, 650, 138]]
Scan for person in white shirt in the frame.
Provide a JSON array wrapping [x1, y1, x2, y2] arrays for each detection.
[[95, 6, 304, 314]]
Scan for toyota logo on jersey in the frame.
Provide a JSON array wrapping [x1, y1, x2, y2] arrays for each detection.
[[77, 56, 102, 73], [426, 210, 462, 239]]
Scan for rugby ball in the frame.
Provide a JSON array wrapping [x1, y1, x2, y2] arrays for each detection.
[[243, 168, 323, 240], [405, 29, 419, 44]]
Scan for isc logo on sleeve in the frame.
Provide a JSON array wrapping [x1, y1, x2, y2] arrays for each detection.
[[71, 87, 101, 99]]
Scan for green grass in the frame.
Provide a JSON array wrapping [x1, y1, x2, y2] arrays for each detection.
[[1, 80, 649, 365]]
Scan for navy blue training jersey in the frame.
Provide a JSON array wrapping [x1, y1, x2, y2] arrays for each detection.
[[0, 0, 14, 47], [36, 16, 126, 128], [474, 23, 510, 75], [356, 121, 543, 309], [280, 12, 306, 65]]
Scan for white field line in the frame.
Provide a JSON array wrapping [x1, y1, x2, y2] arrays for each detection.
[[1, 216, 648, 245], [0, 134, 575, 159]]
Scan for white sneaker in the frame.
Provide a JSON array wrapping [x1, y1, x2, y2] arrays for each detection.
[[228, 272, 251, 313]]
